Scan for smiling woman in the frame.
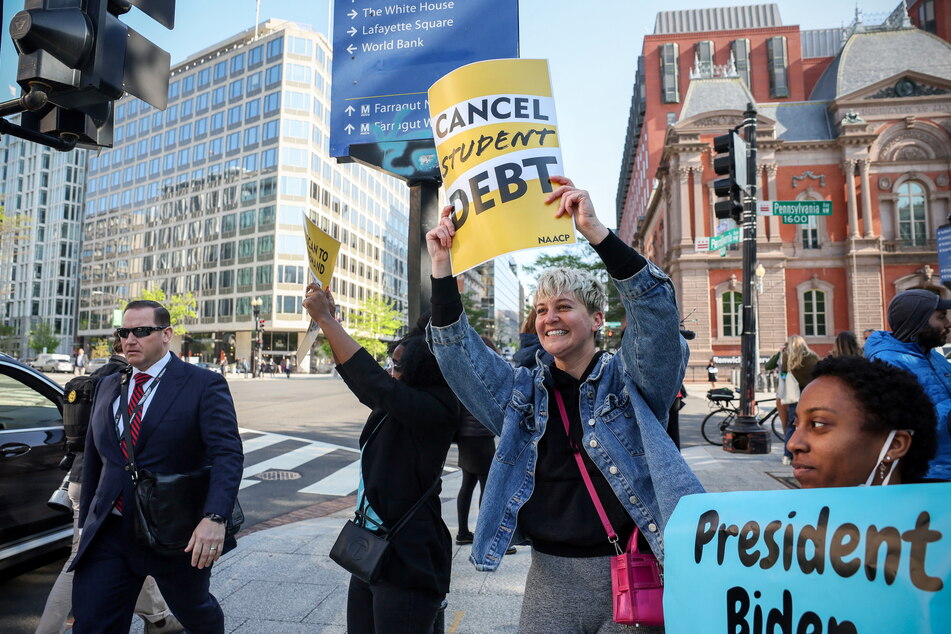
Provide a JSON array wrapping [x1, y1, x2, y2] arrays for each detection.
[[789, 356, 939, 488]]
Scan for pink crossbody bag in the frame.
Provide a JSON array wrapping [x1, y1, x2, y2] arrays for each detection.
[[553, 390, 665, 628]]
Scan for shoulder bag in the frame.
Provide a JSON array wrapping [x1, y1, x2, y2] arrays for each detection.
[[553, 390, 665, 628], [119, 372, 243, 555], [329, 415, 443, 584]]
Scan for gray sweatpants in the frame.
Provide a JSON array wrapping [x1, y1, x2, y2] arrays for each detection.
[[519, 549, 664, 634]]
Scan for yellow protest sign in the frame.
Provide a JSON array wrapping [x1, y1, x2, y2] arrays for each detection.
[[428, 58, 573, 275], [303, 212, 341, 289]]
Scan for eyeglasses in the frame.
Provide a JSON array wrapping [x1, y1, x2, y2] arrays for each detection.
[[385, 361, 403, 373], [115, 326, 166, 339]]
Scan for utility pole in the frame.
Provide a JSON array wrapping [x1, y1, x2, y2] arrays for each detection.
[[723, 103, 770, 454]]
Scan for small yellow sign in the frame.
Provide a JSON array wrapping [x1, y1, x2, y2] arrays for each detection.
[[67, 390, 77, 403], [303, 213, 341, 289], [428, 58, 574, 275]]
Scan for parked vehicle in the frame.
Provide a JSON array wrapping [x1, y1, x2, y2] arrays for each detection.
[[85, 358, 110, 373], [194, 362, 217, 371], [0, 353, 71, 577], [34, 353, 74, 374]]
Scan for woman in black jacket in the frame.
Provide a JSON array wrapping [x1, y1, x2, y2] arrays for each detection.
[[304, 284, 459, 633]]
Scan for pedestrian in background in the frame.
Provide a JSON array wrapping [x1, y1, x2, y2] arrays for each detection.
[[706, 357, 718, 389], [830, 330, 862, 357], [767, 335, 820, 466], [454, 335, 514, 554], [865, 289, 951, 480], [512, 307, 553, 369], [427, 176, 702, 633], [74, 347, 86, 376], [304, 285, 459, 633]]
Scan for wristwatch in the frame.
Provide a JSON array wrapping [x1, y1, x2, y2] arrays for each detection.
[[203, 513, 226, 524]]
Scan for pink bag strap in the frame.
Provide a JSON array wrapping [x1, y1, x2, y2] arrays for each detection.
[[553, 389, 623, 551]]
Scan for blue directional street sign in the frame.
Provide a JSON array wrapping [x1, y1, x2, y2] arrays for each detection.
[[331, 0, 519, 181], [937, 225, 951, 285]]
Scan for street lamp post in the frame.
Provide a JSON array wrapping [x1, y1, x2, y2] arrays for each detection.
[[251, 298, 262, 378], [754, 264, 766, 391]]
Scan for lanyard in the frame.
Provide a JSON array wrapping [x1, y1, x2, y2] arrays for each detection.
[[113, 367, 167, 442]]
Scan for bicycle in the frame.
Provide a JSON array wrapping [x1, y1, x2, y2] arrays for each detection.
[[702, 389, 784, 446]]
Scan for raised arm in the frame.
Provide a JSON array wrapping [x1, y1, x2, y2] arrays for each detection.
[[546, 176, 686, 418]]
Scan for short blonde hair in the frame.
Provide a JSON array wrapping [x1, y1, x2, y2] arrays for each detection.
[[535, 268, 606, 314]]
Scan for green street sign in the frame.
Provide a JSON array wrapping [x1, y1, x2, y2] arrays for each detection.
[[769, 200, 832, 216], [604, 321, 622, 329], [709, 227, 741, 251]]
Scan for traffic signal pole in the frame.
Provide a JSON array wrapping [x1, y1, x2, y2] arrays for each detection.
[[724, 103, 770, 454]]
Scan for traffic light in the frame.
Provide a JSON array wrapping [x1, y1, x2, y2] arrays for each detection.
[[712, 131, 747, 223], [9, 0, 175, 148], [258, 319, 266, 331]]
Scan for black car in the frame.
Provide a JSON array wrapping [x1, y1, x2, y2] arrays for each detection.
[[0, 353, 71, 577]]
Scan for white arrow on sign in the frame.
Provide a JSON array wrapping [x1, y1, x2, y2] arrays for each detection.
[[345, 105, 355, 116], [348, 27, 357, 36], [347, 44, 356, 55], [344, 124, 355, 133], [348, 9, 357, 19]]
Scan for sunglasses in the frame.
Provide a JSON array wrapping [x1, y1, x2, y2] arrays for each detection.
[[385, 361, 403, 373], [115, 326, 167, 339]]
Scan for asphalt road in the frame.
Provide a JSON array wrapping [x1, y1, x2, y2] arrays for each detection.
[[1, 370, 728, 632]]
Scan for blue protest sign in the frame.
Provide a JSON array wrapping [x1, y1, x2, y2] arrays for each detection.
[[937, 225, 951, 285], [330, 0, 519, 180], [664, 484, 951, 633]]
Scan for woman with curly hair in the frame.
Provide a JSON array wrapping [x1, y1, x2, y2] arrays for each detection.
[[789, 356, 939, 487]]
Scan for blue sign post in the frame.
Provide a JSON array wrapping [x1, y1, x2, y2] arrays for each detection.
[[331, 0, 519, 181]]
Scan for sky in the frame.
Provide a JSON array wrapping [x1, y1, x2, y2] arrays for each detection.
[[1, 0, 905, 268]]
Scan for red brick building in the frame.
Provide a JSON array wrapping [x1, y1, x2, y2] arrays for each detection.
[[618, 3, 951, 380]]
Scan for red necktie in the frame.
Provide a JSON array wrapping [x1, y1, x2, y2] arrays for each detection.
[[116, 372, 152, 512]]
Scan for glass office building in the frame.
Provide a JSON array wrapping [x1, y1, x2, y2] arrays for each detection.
[[78, 20, 409, 368], [0, 135, 86, 359]]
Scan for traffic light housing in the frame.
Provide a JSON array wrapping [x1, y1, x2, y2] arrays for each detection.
[[712, 132, 747, 223], [9, 0, 175, 148]]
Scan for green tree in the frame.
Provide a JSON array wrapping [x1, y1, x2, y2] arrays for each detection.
[[29, 322, 61, 355], [461, 291, 491, 335], [134, 288, 198, 336], [348, 294, 403, 362], [522, 239, 625, 348], [90, 337, 113, 359]]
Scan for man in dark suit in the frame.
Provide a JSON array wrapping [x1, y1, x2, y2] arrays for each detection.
[[70, 300, 244, 633]]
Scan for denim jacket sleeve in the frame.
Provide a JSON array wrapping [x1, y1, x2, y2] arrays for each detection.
[[427, 311, 515, 437], [615, 260, 689, 421]]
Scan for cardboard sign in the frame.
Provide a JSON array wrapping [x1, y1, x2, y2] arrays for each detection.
[[297, 213, 342, 366], [303, 213, 341, 290], [428, 58, 572, 274], [664, 484, 951, 633]]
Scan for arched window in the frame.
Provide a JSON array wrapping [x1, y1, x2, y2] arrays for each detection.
[[721, 291, 742, 337], [801, 215, 820, 249], [897, 182, 928, 246], [802, 289, 827, 337]]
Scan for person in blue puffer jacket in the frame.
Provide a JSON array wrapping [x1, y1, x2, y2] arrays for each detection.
[[865, 288, 951, 480]]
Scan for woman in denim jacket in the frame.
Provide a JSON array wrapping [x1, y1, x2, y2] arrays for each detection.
[[426, 176, 704, 633]]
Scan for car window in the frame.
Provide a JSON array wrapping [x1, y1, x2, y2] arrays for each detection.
[[0, 374, 61, 431]]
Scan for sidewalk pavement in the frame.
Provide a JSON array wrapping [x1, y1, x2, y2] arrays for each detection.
[[140, 392, 792, 633]]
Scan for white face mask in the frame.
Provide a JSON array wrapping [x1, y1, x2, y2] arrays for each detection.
[[861, 429, 898, 487]]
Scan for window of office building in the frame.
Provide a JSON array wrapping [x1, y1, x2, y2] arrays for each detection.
[[246, 71, 262, 94], [766, 36, 789, 98], [229, 79, 243, 101], [660, 43, 679, 104], [721, 291, 742, 337], [231, 52, 246, 74], [255, 265, 272, 285], [238, 238, 254, 257], [245, 99, 261, 119], [182, 74, 195, 93], [285, 63, 310, 83], [288, 36, 312, 57], [257, 235, 274, 256], [227, 105, 242, 127], [248, 44, 264, 67], [263, 92, 280, 115], [695, 40, 714, 75], [214, 60, 228, 82], [265, 64, 282, 87], [803, 290, 827, 337], [266, 36, 284, 60], [212, 86, 226, 107], [197, 68, 210, 88]]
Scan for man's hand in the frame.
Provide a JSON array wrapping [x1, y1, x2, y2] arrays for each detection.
[[425, 204, 456, 278], [544, 175, 609, 245], [185, 517, 226, 569]]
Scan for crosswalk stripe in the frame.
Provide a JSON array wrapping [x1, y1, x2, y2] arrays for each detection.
[[240, 444, 337, 489], [297, 460, 361, 496], [240, 432, 286, 454]]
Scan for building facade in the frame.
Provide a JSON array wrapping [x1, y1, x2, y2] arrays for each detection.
[[0, 136, 86, 359], [78, 20, 410, 368], [621, 5, 951, 379]]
